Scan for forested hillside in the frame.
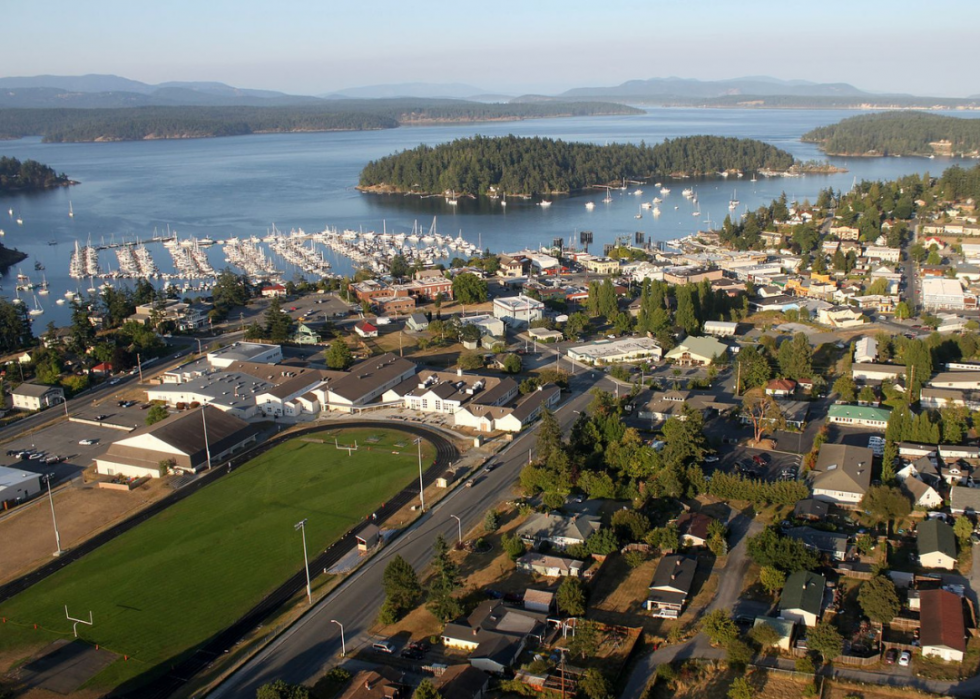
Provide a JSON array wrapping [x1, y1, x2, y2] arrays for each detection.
[[802, 112, 980, 156], [0, 156, 71, 191], [358, 135, 796, 195], [0, 100, 641, 142]]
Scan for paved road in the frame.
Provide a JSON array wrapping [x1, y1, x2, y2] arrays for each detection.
[[209, 372, 612, 698]]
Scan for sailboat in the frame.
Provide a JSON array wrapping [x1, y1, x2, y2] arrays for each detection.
[[69, 201, 74, 218], [635, 205, 643, 219], [446, 189, 458, 206], [729, 189, 739, 210], [585, 201, 595, 210], [37, 273, 49, 295], [750, 173, 758, 183], [603, 189, 613, 204], [500, 193, 507, 208], [29, 294, 44, 317]]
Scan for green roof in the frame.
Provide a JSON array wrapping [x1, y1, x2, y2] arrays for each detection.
[[665, 335, 728, 362], [917, 518, 957, 559], [828, 404, 892, 422], [780, 571, 825, 615]]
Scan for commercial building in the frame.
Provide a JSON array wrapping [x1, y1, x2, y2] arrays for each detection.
[[94, 406, 259, 479], [702, 320, 737, 337], [492, 295, 544, 327], [207, 342, 282, 369], [664, 335, 728, 366], [11, 383, 65, 411], [922, 278, 972, 311], [827, 404, 891, 430], [382, 371, 518, 416], [851, 363, 905, 383], [460, 314, 505, 338], [317, 354, 418, 413], [453, 384, 560, 433], [0, 466, 42, 504], [567, 337, 662, 365], [809, 444, 873, 506]]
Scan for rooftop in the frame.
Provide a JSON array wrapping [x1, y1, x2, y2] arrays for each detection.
[[780, 570, 825, 615], [827, 404, 892, 422], [811, 444, 874, 495], [918, 518, 957, 560], [207, 341, 280, 364], [919, 589, 966, 653]]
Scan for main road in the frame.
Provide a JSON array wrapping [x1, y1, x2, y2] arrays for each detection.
[[210, 369, 614, 698]]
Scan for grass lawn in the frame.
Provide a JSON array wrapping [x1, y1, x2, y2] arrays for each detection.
[[0, 428, 432, 689]]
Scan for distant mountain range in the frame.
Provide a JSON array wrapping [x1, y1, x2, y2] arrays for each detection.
[[0, 74, 976, 110]]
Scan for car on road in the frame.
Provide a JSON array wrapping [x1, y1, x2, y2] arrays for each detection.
[[78, 438, 98, 446], [704, 454, 719, 463], [484, 461, 496, 473], [95, 414, 109, 421], [899, 650, 911, 667], [885, 648, 897, 664], [372, 640, 395, 654], [465, 479, 474, 488], [400, 649, 424, 660]]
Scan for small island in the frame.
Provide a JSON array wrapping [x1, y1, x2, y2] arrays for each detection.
[[0, 241, 27, 272], [802, 111, 980, 157], [358, 135, 798, 196], [0, 156, 73, 192]]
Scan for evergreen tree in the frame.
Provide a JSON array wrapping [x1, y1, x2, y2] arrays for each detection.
[[325, 340, 354, 370], [674, 284, 700, 335], [264, 296, 294, 343]]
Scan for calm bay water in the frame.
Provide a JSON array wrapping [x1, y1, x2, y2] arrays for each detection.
[[2, 107, 979, 326]]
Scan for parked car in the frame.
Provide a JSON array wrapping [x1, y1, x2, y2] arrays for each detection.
[[899, 650, 911, 667], [704, 455, 719, 463], [78, 439, 98, 446], [372, 640, 395, 654], [884, 648, 897, 664], [400, 649, 423, 660]]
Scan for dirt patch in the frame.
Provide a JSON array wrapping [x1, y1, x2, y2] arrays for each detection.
[[825, 679, 938, 699], [590, 554, 658, 624], [0, 480, 168, 585], [653, 664, 813, 699]]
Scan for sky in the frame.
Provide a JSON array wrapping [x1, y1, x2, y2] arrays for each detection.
[[4, 0, 979, 97]]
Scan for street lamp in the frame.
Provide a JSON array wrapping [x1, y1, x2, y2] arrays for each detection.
[[330, 619, 346, 657], [450, 514, 463, 546], [416, 438, 425, 512], [294, 519, 312, 605], [45, 474, 63, 556]]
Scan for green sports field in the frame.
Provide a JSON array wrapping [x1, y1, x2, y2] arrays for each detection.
[[0, 428, 432, 688]]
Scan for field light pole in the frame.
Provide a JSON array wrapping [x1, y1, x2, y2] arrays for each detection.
[[416, 438, 425, 512], [201, 406, 212, 470], [295, 519, 312, 605], [331, 619, 346, 656], [450, 514, 463, 546], [46, 474, 63, 556]]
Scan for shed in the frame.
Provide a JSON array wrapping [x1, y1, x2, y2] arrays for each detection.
[[357, 523, 381, 551], [523, 589, 554, 613]]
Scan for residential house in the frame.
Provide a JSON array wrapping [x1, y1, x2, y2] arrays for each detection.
[[523, 589, 554, 614], [290, 323, 320, 345], [435, 665, 490, 699], [827, 404, 891, 430], [950, 486, 980, 515], [779, 571, 826, 627], [645, 555, 697, 618], [766, 378, 797, 398], [809, 444, 873, 506], [920, 590, 967, 663], [676, 512, 713, 548], [354, 321, 379, 338], [516, 511, 601, 549], [406, 313, 429, 332], [851, 363, 905, 383], [664, 335, 728, 366], [794, 499, 829, 522], [703, 320, 738, 337], [917, 519, 958, 570], [854, 337, 877, 364], [785, 527, 848, 561], [902, 476, 944, 509], [516, 553, 586, 578], [11, 383, 65, 411], [337, 668, 408, 699], [753, 617, 795, 651], [441, 600, 547, 674]]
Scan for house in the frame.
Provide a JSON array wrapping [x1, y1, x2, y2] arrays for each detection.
[[950, 485, 980, 515], [91, 362, 114, 376], [779, 571, 826, 627], [354, 321, 379, 338], [435, 665, 491, 699], [498, 255, 530, 278], [854, 337, 877, 364], [441, 600, 547, 674], [290, 323, 321, 345], [818, 305, 865, 328], [94, 406, 259, 479], [338, 668, 408, 699], [260, 283, 287, 298], [676, 512, 713, 547], [567, 337, 662, 365], [827, 404, 891, 430], [0, 466, 42, 504], [919, 589, 967, 663], [897, 455, 942, 484], [638, 390, 737, 423], [851, 363, 905, 383], [11, 383, 65, 411], [523, 589, 554, 613], [460, 314, 505, 339], [645, 555, 697, 618], [902, 476, 944, 509], [809, 444, 873, 506], [356, 523, 381, 551], [794, 499, 829, 522], [703, 320, 738, 337], [406, 313, 429, 332], [917, 518, 958, 570], [516, 553, 585, 578], [527, 327, 564, 343], [493, 295, 544, 327], [207, 342, 283, 369], [766, 378, 797, 398], [930, 372, 980, 390], [785, 527, 848, 561], [753, 617, 795, 651], [899, 442, 938, 459], [664, 335, 728, 366], [516, 511, 601, 549]]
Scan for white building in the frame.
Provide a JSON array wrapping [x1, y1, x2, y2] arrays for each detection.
[[207, 342, 282, 369], [11, 383, 65, 411], [459, 314, 505, 338], [863, 246, 902, 263], [810, 444, 873, 506], [703, 320, 738, 337], [567, 337, 662, 365], [851, 363, 905, 383], [493, 295, 544, 327], [921, 278, 968, 311], [0, 466, 42, 503], [854, 337, 877, 364]]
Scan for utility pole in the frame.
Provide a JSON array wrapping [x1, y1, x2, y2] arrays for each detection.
[[735, 359, 741, 397], [450, 514, 462, 546], [417, 438, 425, 512], [46, 475, 63, 556], [137, 353, 143, 383], [201, 406, 212, 470], [295, 519, 312, 605]]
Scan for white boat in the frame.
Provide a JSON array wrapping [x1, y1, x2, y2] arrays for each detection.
[[654, 182, 662, 187], [603, 190, 613, 204], [653, 197, 662, 204], [692, 210, 701, 217], [29, 295, 43, 317], [198, 237, 215, 247], [501, 193, 507, 208], [750, 174, 758, 183], [660, 187, 670, 195], [538, 200, 552, 207], [0, 229, 5, 236], [16, 217, 23, 225], [56, 298, 65, 305], [69, 201, 74, 218], [682, 188, 694, 198], [652, 205, 661, 216], [7, 208, 12, 216], [633, 189, 643, 196], [446, 189, 458, 206], [585, 201, 595, 210], [641, 202, 652, 210], [729, 189, 739, 210]]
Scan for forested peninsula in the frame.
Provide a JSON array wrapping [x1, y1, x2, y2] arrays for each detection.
[[802, 112, 980, 157], [0, 100, 642, 142], [358, 135, 797, 196], [0, 156, 72, 192]]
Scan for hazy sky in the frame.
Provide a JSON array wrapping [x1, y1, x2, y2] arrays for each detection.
[[5, 0, 978, 97]]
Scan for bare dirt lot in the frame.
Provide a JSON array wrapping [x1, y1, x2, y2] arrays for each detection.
[[653, 664, 814, 699], [0, 477, 167, 585]]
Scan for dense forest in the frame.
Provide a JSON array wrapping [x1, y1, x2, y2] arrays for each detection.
[[801, 112, 980, 156], [0, 156, 71, 191], [0, 100, 641, 142], [358, 135, 796, 195]]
